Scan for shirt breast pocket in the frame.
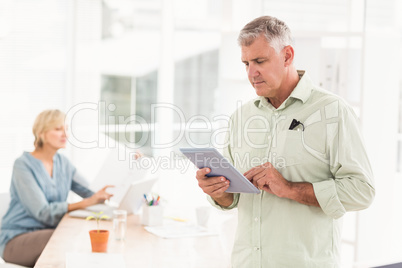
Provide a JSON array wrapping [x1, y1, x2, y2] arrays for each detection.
[[275, 130, 304, 167]]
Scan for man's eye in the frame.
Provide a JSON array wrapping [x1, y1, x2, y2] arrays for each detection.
[[257, 60, 264, 64]]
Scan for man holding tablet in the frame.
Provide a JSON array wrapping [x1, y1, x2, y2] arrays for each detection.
[[195, 16, 375, 268]]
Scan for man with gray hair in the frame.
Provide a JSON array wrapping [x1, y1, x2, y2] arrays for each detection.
[[196, 16, 375, 267]]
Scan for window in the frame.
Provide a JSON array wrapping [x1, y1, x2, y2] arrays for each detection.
[[98, 0, 222, 156], [100, 72, 157, 156], [0, 0, 70, 191]]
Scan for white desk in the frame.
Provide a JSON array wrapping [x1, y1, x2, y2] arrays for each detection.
[[34, 213, 232, 268]]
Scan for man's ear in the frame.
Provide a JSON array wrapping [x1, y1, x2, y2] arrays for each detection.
[[283, 45, 294, 66]]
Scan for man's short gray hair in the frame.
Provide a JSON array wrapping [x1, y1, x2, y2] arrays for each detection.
[[238, 16, 293, 54]]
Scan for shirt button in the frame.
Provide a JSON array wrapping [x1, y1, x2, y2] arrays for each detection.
[[274, 111, 279, 116], [254, 247, 259, 251], [254, 217, 259, 222]]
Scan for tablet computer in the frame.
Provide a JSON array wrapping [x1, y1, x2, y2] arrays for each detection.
[[180, 148, 260, 194]]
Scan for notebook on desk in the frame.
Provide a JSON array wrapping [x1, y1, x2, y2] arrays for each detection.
[[69, 148, 158, 219]]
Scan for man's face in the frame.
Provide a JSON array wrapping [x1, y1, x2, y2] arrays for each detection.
[[241, 34, 287, 98]]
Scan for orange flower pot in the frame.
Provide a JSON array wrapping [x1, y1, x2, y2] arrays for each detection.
[[89, 230, 109, 252]]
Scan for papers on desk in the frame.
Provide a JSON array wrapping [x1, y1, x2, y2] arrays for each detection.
[[66, 252, 125, 268], [144, 223, 218, 239]]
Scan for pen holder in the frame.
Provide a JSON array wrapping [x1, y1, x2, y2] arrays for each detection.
[[141, 204, 164, 226]]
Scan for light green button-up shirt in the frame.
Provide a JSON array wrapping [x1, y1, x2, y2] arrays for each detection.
[[209, 71, 375, 268]]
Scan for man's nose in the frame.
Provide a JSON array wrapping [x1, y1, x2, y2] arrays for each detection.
[[248, 63, 259, 77]]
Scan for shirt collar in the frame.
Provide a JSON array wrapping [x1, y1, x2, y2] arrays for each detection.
[[254, 70, 313, 109]]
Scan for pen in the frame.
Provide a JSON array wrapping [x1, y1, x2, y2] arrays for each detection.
[[144, 194, 161, 206], [165, 216, 188, 222]]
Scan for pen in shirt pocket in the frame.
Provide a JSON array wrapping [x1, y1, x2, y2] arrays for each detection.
[[289, 119, 304, 131]]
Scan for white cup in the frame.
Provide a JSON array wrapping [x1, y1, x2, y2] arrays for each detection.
[[141, 204, 164, 226], [196, 206, 211, 228], [113, 210, 127, 240]]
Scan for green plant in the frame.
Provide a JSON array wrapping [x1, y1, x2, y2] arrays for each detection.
[[86, 211, 110, 233]]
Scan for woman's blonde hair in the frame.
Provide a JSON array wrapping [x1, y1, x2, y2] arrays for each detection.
[[32, 109, 65, 148]]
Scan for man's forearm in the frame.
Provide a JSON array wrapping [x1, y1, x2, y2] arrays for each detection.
[[212, 193, 234, 208], [285, 182, 320, 207]]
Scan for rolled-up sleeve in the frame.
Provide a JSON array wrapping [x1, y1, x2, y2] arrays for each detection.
[[313, 104, 375, 219], [313, 180, 346, 219], [207, 193, 240, 210]]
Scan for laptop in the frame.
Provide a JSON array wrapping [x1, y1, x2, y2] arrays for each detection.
[[69, 147, 158, 219]]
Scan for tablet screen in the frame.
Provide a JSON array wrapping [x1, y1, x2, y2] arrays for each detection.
[[180, 148, 260, 194]]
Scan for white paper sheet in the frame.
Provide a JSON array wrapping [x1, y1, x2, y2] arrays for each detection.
[[144, 223, 218, 239], [66, 252, 125, 268]]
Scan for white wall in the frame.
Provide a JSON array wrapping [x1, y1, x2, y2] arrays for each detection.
[[355, 29, 401, 267], [0, 1, 401, 266]]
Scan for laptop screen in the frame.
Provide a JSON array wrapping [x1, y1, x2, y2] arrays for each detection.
[[89, 147, 158, 211]]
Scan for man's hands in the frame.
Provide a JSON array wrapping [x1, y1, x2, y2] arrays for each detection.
[[195, 162, 319, 207], [196, 168, 233, 207], [244, 162, 320, 207], [244, 162, 290, 198]]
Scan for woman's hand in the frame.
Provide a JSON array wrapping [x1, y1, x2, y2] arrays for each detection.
[[68, 185, 114, 212], [87, 185, 114, 206]]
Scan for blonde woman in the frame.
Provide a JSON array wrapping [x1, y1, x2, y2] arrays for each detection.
[[0, 110, 113, 267]]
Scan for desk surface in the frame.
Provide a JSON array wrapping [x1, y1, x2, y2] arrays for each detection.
[[34, 213, 231, 268]]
